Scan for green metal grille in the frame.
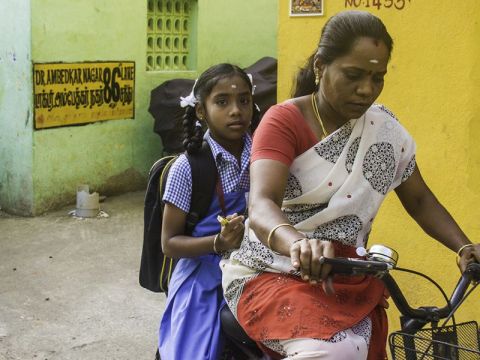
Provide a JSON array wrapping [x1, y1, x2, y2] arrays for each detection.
[[147, 0, 193, 71]]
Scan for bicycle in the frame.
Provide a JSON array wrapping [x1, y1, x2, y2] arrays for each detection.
[[319, 245, 480, 359], [222, 245, 480, 360]]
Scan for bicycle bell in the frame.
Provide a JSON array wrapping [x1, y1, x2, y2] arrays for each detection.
[[367, 244, 398, 267]]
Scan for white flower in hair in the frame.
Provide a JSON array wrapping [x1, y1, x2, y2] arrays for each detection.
[[179, 79, 198, 108], [180, 92, 198, 108]]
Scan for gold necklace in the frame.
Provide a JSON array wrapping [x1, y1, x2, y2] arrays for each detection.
[[311, 92, 328, 139]]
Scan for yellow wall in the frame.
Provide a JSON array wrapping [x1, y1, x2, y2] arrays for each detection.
[[278, 0, 480, 333]]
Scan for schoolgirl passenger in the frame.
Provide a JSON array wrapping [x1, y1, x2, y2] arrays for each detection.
[[158, 63, 259, 360]]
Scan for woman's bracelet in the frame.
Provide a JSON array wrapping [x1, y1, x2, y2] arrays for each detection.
[[267, 223, 295, 251], [213, 234, 221, 254], [456, 243, 474, 265], [457, 243, 474, 257]]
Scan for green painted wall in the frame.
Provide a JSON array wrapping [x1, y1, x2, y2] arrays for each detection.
[[197, 0, 278, 71], [0, 0, 34, 215], [0, 0, 277, 215], [31, 0, 156, 214]]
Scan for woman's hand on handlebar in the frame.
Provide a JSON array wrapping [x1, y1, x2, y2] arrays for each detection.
[[290, 238, 335, 294], [458, 243, 480, 273]]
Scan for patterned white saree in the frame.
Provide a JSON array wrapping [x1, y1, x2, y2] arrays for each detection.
[[221, 104, 416, 359]]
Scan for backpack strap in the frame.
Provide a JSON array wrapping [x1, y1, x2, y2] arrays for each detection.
[[185, 141, 217, 233]]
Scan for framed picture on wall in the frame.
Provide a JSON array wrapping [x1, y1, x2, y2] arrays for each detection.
[[290, 0, 324, 17]]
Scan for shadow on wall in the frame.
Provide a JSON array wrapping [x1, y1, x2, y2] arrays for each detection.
[[148, 57, 278, 155]]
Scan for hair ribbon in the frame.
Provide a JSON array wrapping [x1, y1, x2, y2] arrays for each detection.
[[247, 73, 256, 95], [179, 79, 198, 108]]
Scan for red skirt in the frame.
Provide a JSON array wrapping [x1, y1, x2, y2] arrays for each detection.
[[236, 247, 388, 359]]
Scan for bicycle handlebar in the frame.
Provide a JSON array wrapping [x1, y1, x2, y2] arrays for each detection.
[[319, 256, 480, 330], [318, 256, 391, 275]]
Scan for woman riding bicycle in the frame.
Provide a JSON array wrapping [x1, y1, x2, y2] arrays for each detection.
[[220, 10, 480, 360]]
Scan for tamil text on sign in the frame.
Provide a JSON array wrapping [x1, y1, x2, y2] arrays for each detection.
[[33, 61, 135, 129]]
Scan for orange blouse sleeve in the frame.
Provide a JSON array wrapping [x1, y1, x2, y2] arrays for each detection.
[[251, 102, 318, 167]]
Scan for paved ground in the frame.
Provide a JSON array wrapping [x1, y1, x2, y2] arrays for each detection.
[[0, 191, 165, 360]]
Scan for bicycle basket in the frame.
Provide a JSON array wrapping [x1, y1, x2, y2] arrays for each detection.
[[389, 321, 480, 359]]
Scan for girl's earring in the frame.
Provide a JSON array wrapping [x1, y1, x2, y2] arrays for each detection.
[[314, 70, 320, 86]]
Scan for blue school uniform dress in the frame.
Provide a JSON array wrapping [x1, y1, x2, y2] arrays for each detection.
[[158, 131, 251, 360]]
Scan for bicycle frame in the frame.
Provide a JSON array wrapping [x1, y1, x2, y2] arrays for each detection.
[[320, 253, 480, 359]]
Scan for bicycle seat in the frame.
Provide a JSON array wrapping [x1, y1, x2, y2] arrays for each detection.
[[220, 305, 265, 359]]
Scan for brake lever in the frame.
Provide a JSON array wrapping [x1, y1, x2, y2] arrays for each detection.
[[465, 262, 480, 283]]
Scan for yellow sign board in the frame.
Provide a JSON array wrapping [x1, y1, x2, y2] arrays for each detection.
[[33, 61, 135, 129]]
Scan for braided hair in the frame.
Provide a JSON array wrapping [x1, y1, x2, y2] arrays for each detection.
[[182, 63, 260, 154], [292, 10, 393, 98]]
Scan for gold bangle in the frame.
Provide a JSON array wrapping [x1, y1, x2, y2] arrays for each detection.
[[213, 234, 221, 254], [457, 244, 474, 257], [456, 243, 474, 265], [267, 223, 295, 251]]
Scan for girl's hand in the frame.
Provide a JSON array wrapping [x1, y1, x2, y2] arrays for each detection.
[[290, 238, 335, 295], [458, 243, 480, 273], [216, 213, 245, 252]]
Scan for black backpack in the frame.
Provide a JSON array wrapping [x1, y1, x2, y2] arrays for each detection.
[[139, 142, 217, 293]]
